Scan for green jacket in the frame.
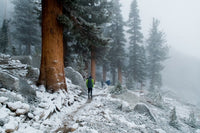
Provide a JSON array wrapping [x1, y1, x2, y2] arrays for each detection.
[[86, 78, 94, 88]]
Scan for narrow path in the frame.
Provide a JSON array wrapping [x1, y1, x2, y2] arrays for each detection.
[[67, 90, 107, 121]]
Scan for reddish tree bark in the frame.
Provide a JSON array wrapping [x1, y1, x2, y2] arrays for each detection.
[[38, 0, 67, 92], [91, 45, 96, 82]]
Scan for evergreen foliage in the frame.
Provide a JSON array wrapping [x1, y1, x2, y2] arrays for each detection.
[[0, 19, 10, 54], [126, 0, 146, 88], [186, 111, 197, 128], [61, 0, 112, 72], [12, 0, 41, 55], [146, 18, 168, 90], [169, 107, 179, 129], [105, 0, 126, 85]]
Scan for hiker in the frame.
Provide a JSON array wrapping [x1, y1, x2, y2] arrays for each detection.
[[86, 76, 94, 99]]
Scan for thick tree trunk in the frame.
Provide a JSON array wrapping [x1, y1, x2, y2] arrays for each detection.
[[103, 65, 106, 82], [38, 0, 67, 92], [118, 66, 122, 84], [91, 45, 96, 82]]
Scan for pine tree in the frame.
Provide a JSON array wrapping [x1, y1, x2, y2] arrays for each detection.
[[0, 19, 9, 54], [146, 18, 168, 90], [127, 0, 145, 88], [12, 0, 41, 55], [106, 0, 126, 85], [169, 107, 179, 129], [61, 0, 111, 80], [187, 111, 196, 128]]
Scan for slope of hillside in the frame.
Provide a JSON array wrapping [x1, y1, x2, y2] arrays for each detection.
[[162, 48, 200, 104]]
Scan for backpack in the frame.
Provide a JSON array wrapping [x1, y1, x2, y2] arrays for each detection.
[[87, 78, 93, 88]]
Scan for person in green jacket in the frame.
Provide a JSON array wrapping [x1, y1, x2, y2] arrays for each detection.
[[86, 76, 94, 99]]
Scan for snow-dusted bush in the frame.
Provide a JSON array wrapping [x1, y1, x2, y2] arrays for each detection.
[[185, 111, 197, 128], [169, 107, 179, 129], [147, 89, 164, 108], [109, 82, 127, 95]]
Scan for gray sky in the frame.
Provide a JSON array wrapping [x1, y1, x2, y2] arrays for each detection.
[[119, 0, 200, 58]]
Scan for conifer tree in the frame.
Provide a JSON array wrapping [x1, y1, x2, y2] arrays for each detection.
[[127, 0, 145, 88], [146, 18, 168, 90], [169, 107, 179, 129], [106, 0, 126, 85], [0, 19, 9, 54], [12, 0, 41, 55], [61, 0, 111, 80]]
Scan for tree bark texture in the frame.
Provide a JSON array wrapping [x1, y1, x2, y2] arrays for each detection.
[[91, 45, 96, 82], [118, 66, 122, 84], [103, 65, 106, 82], [38, 0, 67, 92]]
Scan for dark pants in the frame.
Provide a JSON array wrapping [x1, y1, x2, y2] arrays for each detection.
[[88, 88, 92, 99]]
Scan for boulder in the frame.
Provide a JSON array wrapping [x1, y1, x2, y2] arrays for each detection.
[[0, 97, 8, 104], [0, 71, 20, 91], [134, 103, 156, 122], [12, 56, 32, 66], [4, 120, 19, 133], [19, 78, 36, 102], [64, 67, 87, 94], [26, 66, 39, 81]]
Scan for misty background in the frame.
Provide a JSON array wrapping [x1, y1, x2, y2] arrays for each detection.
[[0, 0, 200, 104], [119, 0, 200, 104]]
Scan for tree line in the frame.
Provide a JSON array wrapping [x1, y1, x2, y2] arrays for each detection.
[[0, 0, 168, 92]]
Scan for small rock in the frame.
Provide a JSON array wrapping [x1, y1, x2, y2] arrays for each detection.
[[0, 119, 5, 126], [0, 97, 8, 104], [134, 103, 156, 122], [4, 120, 19, 133], [28, 113, 34, 119], [154, 129, 166, 133], [16, 109, 28, 116], [7, 101, 22, 111]]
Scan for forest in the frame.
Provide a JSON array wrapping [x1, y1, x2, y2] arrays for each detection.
[[0, 0, 200, 133]]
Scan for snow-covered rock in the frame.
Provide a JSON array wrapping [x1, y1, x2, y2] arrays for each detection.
[[154, 128, 166, 133], [64, 67, 86, 93], [7, 101, 30, 114], [12, 56, 32, 66], [0, 96, 8, 104], [26, 65, 39, 81], [134, 103, 156, 122], [4, 119, 19, 133], [0, 71, 20, 91]]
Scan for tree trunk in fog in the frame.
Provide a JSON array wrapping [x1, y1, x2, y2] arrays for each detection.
[[118, 66, 122, 84], [91, 45, 96, 82], [26, 44, 31, 55], [38, 0, 67, 92], [112, 68, 116, 85], [103, 65, 106, 82]]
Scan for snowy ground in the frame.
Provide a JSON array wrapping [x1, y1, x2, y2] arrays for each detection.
[[0, 54, 200, 132], [1, 79, 200, 133]]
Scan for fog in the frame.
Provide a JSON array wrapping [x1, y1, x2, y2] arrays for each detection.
[[120, 0, 200, 104]]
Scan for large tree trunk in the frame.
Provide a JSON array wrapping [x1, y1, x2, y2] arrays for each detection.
[[91, 45, 96, 82], [38, 0, 67, 92], [118, 66, 122, 84], [103, 65, 106, 82]]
